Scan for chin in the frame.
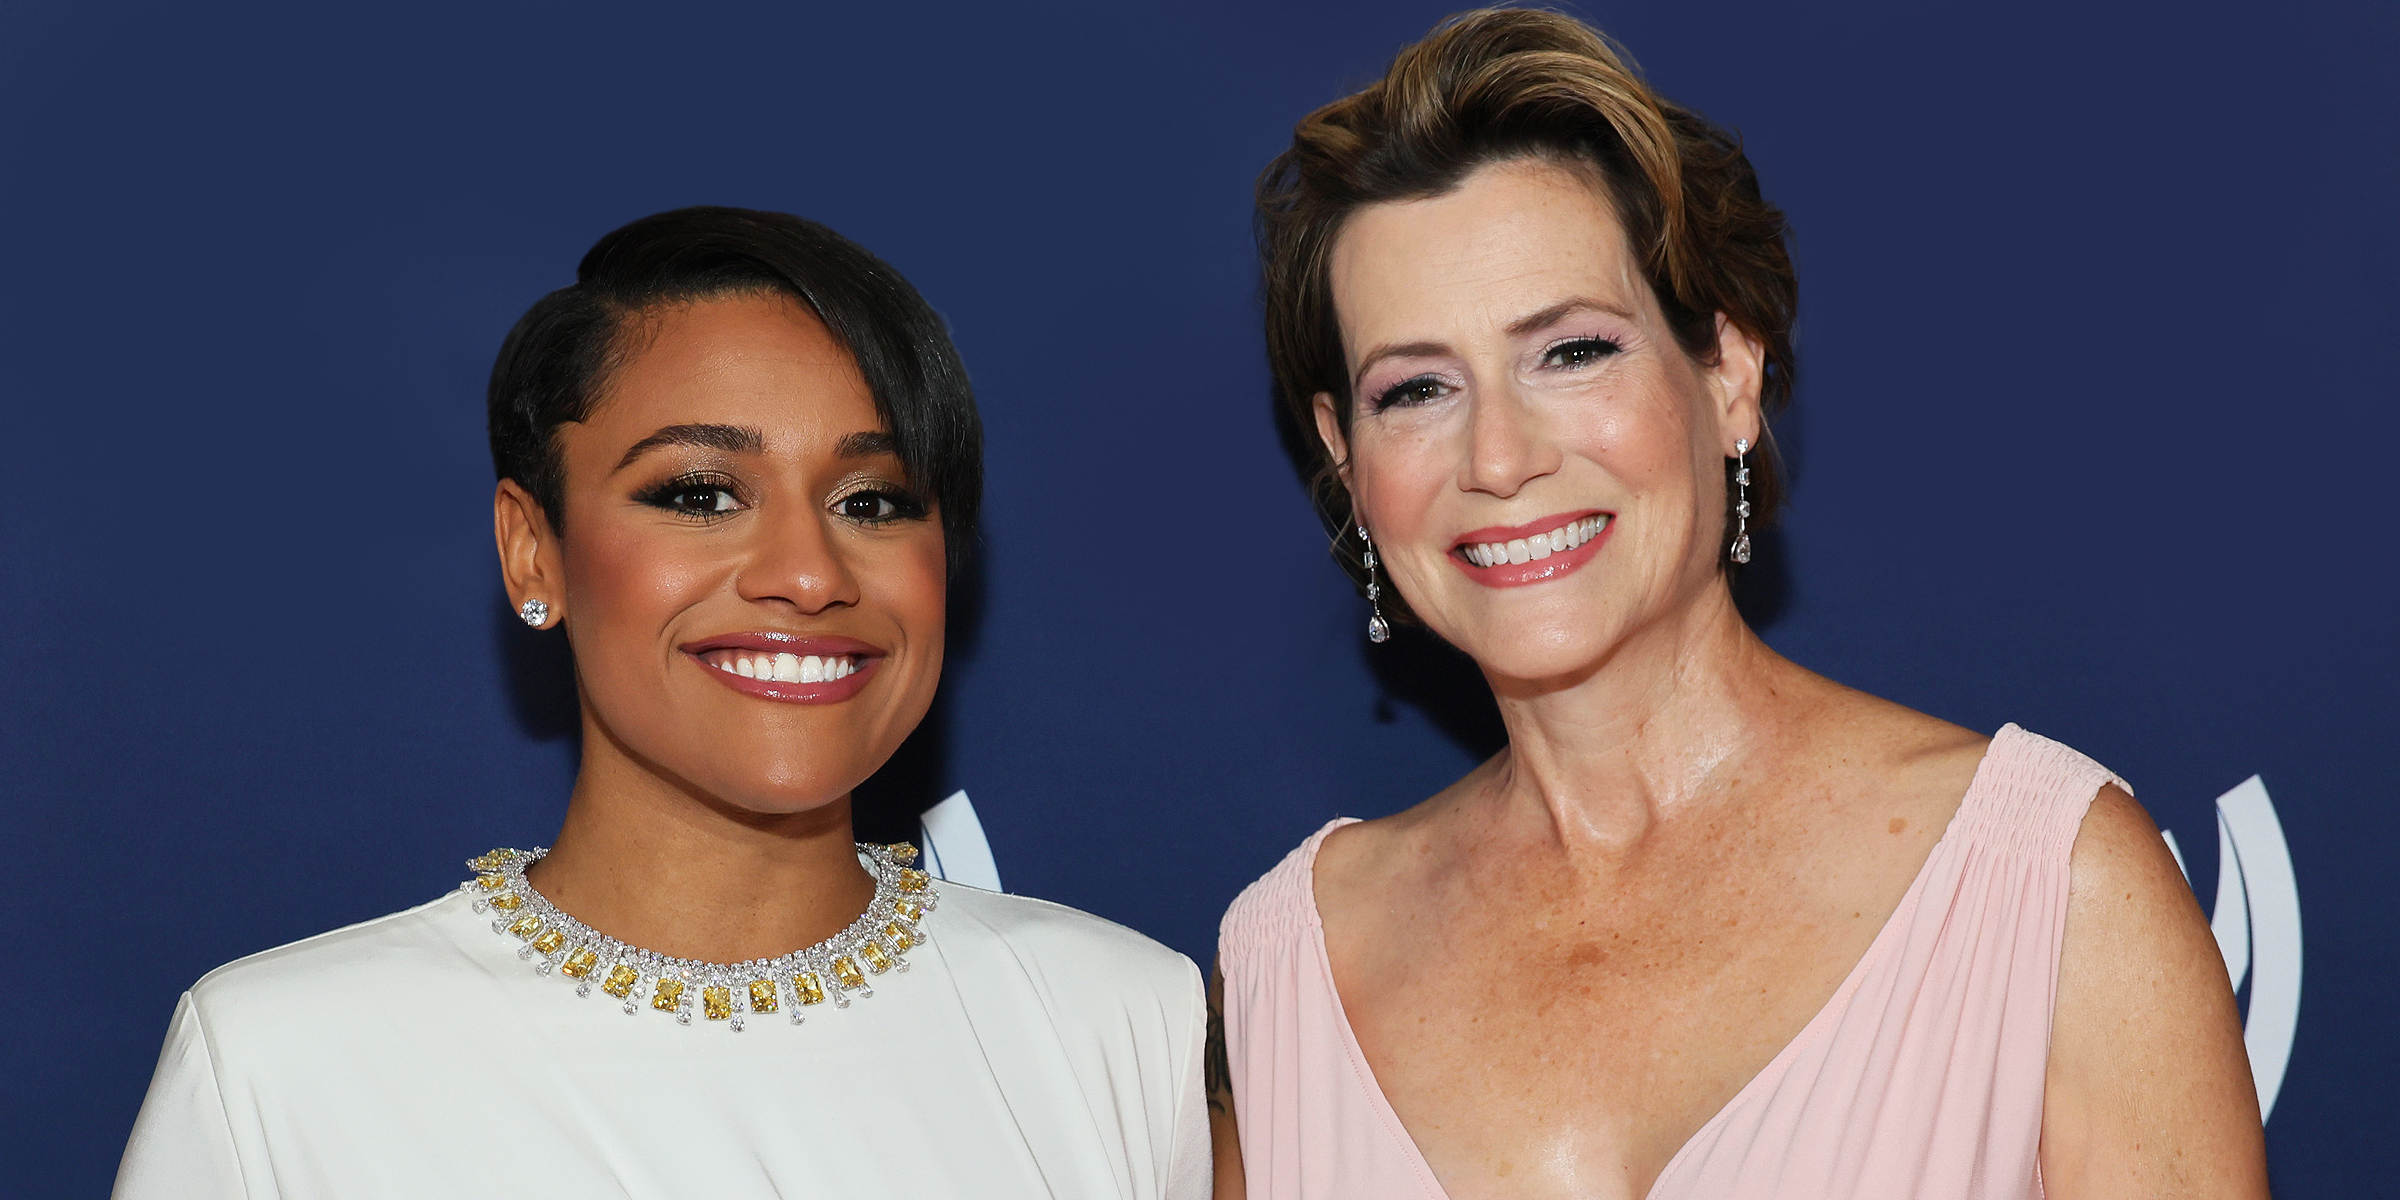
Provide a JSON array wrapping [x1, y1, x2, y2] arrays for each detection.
[[1444, 616, 1624, 686], [708, 774, 861, 817]]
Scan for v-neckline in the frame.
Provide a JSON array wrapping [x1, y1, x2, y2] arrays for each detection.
[[1302, 729, 2015, 1200]]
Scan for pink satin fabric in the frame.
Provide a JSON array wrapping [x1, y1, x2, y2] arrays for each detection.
[[1217, 725, 2125, 1200]]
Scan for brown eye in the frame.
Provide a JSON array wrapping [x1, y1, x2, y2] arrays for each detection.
[[1544, 337, 1622, 368], [1374, 375, 1450, 411], [834, 487, 928, 525], [633, 474, 744, 519], [840, 492, 895, 521], [668, 486, 737, 514]]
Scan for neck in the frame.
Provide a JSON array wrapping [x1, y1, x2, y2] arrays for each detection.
[[1479, 578, 1801, 856], [523, 711, 876, 964]]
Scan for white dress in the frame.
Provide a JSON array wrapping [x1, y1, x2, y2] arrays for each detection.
[[114, 876, 1210, 1199]]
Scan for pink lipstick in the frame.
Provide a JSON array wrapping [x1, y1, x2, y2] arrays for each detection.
[[679, 632, 883, 704], [1451, 510, 1612, 587]]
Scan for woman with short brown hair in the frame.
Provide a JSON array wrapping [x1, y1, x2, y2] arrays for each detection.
[[1211, 10, 2264, 1199]]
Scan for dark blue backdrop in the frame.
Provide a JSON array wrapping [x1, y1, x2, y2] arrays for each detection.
[[4, 1, 2391, 1192]]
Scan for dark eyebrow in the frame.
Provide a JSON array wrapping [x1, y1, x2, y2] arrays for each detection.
[[1508, 298, 1635, 337], [613, 423, 764, 472], [835, 430, 898, 459], [1351, 341, 1449, 392]]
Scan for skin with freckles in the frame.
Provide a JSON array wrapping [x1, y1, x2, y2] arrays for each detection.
[[493, 291, 946, 966], [1206, 159, 2264, 1200]]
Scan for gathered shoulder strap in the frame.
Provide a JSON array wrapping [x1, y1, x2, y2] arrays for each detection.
[[1952, 724, 2134, 859], [1218, 819, 1355, 967]]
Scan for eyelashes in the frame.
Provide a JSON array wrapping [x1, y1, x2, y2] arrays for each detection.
[[634, 471, 745, 521], [1541, 335, 1623, 369], [630, 471, 930, 527], [1371, 374, 1452, 412], [1363, 336, 1627, 413], [831, 484, 930, 526]]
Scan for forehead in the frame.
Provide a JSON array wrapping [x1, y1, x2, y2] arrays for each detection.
[[1329, 158, 1647, 346], [586, 291, 879, 446]]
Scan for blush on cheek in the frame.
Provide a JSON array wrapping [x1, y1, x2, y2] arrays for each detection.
[[571, 527, 721, 621]]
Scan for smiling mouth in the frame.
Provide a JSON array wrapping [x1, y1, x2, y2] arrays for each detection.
[[697, 649, 861, 684], [1458, 515, 1611, 567]]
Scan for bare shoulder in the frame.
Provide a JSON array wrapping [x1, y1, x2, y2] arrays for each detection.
[[2042, 783, 2268, 1197], [2067, 784, 2185, 901], [2059, 783, 2234, 979]]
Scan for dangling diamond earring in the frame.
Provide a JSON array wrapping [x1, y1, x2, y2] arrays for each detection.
[[1729, 438, 1754, 565], [1359, 525, 1392, 644], [518, 598, 550, 628]]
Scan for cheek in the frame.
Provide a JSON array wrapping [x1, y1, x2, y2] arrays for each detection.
[[564, 525, 723, 633], [874, 539, 949, 644], [1347, 423, 1457, 534], [1574, 392, 1697, 493]]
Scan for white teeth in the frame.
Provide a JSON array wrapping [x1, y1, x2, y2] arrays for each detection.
[[707, 650, 860, 684], [1464, 516, 1610, 568]]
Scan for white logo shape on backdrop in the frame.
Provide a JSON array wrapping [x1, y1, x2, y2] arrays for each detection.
[[917, 779, 2302, 1119], [2161, 777, 2302, 1120], [919, 790, 1004, 892]]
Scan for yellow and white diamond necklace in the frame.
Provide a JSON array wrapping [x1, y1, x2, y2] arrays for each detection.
[[459, 843, 937, 1031]]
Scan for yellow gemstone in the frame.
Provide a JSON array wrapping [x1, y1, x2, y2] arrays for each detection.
[[793, 973, 826, 1005], [476, 873, 507, 891], [702, 986, 733, 1020], [601, 965, 639, 998], [531, 929, 566, 955], [884, 921, 918, 950], [832, 957, 867, 989], [507, 914, 542, 939], [652, 979, 684, 1012], [894, 898, 926, 921], [860, 941, 893, 973], [469, 849, 521, 872], [886, 842, 919, 864], [486, 892, 523, 911], [748, 980, 779, 1013], [898, 868, 930, 893], [561, 949, 599, 979]]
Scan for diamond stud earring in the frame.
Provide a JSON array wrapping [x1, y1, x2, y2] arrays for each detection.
[[1729, 437, 1753, 565], [1359, 525, 1391, 644], [518, 598, 550, 628]]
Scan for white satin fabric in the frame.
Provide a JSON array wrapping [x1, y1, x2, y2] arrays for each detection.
[[115, 881, 1209, 1200]]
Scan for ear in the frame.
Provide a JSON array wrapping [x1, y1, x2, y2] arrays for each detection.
[[494, 479, 564, 628], [1311, 390, 1354, 489], [1709, 313, 1767, 454]]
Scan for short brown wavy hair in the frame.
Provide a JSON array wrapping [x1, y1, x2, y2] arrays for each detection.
[[1258, 8, 1796, 616]]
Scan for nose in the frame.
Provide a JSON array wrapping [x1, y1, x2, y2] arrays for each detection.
[[1459, 381, 1560, 498], [733, 505, 859, 615]]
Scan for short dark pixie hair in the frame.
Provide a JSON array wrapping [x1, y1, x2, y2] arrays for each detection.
[[1258, 9, 1796, 616], [487, 206, 982, 576]]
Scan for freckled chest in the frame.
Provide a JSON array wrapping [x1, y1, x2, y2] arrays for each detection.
[[1323, 812, 1928, 1200]]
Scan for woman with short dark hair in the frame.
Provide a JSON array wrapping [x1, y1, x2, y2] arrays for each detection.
[[1210, 12, 2264, 1200], [117, 207, 1209, 1199]]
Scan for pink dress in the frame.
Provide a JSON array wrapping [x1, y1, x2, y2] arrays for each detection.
[[1216, 725, 2125, 1199]]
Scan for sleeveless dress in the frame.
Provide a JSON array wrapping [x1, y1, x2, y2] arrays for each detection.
[[1216, 725, 2126, 1200]]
